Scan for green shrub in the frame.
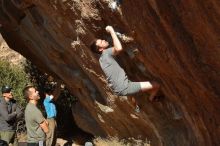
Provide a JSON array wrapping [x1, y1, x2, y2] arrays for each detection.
[[0, 60, 30, 107]]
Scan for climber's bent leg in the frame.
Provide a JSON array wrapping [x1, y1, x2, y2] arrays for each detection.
[[140, 81, 160, 101], [118, 81, 142, 96], [117, 81, 160, 101]]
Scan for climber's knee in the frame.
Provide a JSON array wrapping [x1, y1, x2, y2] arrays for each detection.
[[140, 81, 160, 92], [140, 81, 153, 91]]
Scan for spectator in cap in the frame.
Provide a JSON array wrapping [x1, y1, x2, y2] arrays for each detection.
[[0, 85, 23, 145]]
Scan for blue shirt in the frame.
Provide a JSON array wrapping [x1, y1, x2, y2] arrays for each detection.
[[43, 95, 57, 118]]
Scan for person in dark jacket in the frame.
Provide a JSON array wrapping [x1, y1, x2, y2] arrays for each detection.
[[0, 85, 22, 145]]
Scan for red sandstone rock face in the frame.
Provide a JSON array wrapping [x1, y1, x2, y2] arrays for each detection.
[[1, 0, 220, 146]]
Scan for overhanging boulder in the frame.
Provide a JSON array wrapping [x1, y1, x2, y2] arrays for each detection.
[[0, 0, 220, 146]]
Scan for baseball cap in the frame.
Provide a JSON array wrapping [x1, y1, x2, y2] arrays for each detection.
[[1, 85, 12, 93]]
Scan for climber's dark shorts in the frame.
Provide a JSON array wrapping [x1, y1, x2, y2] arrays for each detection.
[[117, 81, 141, 96]]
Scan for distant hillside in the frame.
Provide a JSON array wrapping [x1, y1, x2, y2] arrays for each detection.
[[0, 34, 25, 66]]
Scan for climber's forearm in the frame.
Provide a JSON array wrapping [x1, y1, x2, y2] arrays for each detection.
[[106, 26, 122, 54], [110, 30, 122, 52]]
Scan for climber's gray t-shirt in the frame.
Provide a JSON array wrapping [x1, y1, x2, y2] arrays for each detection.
[[99, 48, 129, 94]]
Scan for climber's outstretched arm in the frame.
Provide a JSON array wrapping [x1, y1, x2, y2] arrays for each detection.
[[106, 26, 122, 55]]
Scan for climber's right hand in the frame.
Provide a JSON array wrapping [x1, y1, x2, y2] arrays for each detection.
[[105, 26, 114, 33]]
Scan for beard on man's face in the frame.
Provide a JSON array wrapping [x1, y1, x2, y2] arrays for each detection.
[[31, 93, 40, 100]]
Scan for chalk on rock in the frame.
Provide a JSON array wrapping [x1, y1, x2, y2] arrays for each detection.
[[115, 32, 134, 43], [109, 1, 118, 11]]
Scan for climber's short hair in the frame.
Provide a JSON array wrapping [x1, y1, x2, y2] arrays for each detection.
[[90, 39, 101, 54]]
